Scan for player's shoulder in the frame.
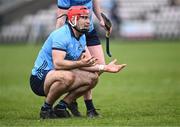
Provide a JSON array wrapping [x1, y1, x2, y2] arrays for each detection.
[[51, 24, 70, 37], [50, 24, 71, 46]]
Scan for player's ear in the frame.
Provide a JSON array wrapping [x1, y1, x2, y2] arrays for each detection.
[[69, 16, 77, 27], [71, 16, 74, 23]]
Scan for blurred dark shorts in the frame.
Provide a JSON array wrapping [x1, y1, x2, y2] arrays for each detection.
[[30, 70, 49, 96], [86, 29, 101, 46]]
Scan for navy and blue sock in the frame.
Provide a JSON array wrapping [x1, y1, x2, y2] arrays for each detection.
[[41, 101, 52, 110], [57, 100, 68, 109], [84, 99, 95, 111]]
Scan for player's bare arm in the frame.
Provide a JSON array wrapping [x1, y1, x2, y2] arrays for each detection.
[[80, 60, 127, 73], [56, 8, 68, 28], [79, 47, 126, 73], [52, 49, 97, 70], [92, 0, 104, 27]]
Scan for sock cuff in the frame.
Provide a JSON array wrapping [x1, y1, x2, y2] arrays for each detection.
[[84, 99, 92, 102], [58, 100, 68, 109], [84, 99, 95, 111], [44, 102, 52, 107], [42, 101, 52, 109]]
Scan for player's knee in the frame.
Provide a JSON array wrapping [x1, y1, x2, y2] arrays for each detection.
[[64, 72, 75, 87], [89, 73, 98, 89]]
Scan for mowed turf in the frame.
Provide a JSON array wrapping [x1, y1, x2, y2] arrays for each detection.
[[0, 40, 180, 126]]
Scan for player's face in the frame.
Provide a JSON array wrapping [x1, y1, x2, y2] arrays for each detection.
[[77, 14, 90, 31]]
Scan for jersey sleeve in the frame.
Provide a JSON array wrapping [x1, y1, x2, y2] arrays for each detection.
[[51, 31, 68, 52], [57, 0, 70, 9]]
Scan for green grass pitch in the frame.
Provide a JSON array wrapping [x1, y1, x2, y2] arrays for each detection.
[[0, 40, 180, 126]]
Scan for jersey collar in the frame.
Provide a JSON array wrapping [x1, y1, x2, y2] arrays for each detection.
[[68, 23, 83, 41]]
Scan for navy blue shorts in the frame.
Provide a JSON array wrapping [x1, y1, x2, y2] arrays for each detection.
[[29, 70, 49, 96], [86, 29, 101, 46]]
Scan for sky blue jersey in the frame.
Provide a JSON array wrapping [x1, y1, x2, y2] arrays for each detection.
[[57, 0, 94, 32], [32, 24, 86, 77]]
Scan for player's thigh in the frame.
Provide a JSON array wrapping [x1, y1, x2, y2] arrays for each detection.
[[86, 29, 101, 46], [86, 29, 105, 64], [72, 69, 98, 86], [44, 70, 75, 94]]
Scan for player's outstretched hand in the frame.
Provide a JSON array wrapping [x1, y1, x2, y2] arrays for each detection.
[[105, 59, 127, 73]]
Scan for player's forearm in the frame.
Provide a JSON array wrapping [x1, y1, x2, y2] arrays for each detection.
[[56, 8, 67, 28], [54, 60, 83, 70], [80, 63, 126, 74], [93, 0, 103, 22], [56, 18, 66, 29], [80, 64, 106, 73]]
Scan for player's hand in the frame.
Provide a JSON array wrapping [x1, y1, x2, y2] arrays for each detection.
[[99, 20, 112, 34], [104, 59, 126, 73], [99, 19, 105, 28], [79, 53, 97, 67]]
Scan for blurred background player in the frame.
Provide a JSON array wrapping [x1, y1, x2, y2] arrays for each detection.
[[110, 0, 121, 37], [56, 0, 112, 118]]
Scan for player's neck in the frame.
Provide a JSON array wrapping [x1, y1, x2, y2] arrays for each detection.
[[72, 28, 82, 38]]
